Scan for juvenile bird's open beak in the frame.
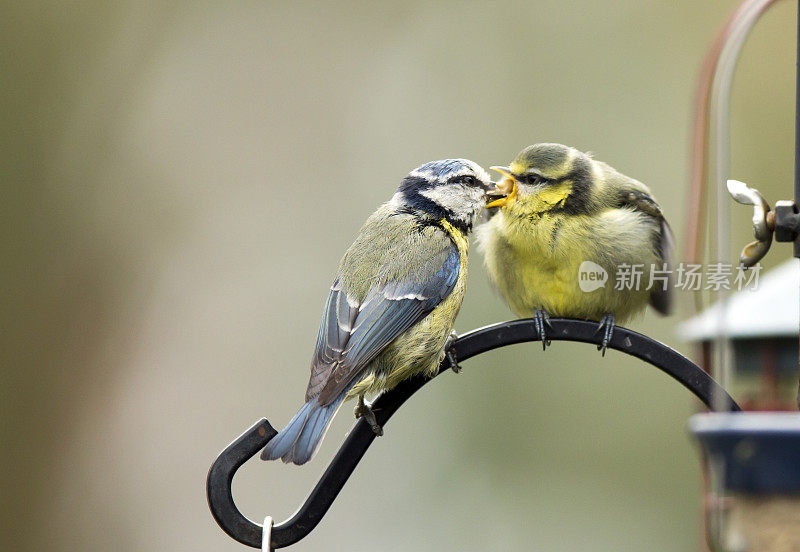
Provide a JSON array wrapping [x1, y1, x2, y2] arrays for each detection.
[[486, 166, 517, 208]]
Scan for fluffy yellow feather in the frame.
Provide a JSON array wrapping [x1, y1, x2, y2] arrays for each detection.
[[477, 143, 672, 353]]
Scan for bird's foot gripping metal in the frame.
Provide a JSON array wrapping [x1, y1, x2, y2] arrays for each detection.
[[532, 309, 552, 350], [444, 330, 461, 373], [354, 396, 383, 436], [594, 313, 615, 357]]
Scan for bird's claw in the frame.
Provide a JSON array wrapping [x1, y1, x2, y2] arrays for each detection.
[[445, 330, 461, 373], [354, 397, 383, 436], [533, 309, 552, 350], [594, 313, 615, 356]]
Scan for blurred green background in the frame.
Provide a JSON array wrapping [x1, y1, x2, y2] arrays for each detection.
[[3, 1, 797, 550]]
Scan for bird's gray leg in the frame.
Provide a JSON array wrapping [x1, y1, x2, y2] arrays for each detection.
[[533, 309, 553, 350], [444, 330, 461, 373], [354, 395, 383, 436], [594, 313, 615, 356]]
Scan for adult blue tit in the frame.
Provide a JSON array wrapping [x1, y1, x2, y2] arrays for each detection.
[[261, 159, 493, 465], [477, 143, 672, 355]]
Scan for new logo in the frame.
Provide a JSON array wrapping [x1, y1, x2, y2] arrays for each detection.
[[578, 261, 608, 292]]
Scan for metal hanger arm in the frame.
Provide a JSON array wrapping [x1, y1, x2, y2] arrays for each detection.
[[207, 318, 740, 549]]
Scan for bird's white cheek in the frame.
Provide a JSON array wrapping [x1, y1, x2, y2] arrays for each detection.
[[419, 184, 468, 212], [419, 183, 487, 228]]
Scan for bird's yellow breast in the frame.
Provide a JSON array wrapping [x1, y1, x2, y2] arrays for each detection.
[[477, 206, 655, 322], [488, 211, 591, 316]]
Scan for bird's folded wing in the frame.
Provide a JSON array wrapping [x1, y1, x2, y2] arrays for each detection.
[[648, 219, 673, 314], [618, 189, 673, 314], [306, 233, 460, 405]]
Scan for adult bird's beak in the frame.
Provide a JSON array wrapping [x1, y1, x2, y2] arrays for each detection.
[[486, 166, 517, 208]]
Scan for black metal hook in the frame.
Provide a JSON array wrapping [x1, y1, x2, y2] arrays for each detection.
[[207, 318, 741, 549]]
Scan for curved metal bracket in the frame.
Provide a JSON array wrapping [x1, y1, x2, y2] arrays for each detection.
[[207, 318, 740, 549]]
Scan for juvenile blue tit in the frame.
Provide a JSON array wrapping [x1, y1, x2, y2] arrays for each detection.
[[262, 159, 493, 465], [477, 143, 672, 355]]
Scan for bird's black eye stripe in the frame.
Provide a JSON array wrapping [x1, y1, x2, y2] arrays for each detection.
[[449, 174, 478, 186], [521, 173, 548, 185]]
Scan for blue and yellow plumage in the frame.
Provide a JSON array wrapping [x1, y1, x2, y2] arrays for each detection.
[[262, 159, 492, 465], [477, 143, 672, 353]]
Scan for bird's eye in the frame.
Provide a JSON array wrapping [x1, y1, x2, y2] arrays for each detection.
[[523, 173, 547, 185], [452, 175, 477, 186]]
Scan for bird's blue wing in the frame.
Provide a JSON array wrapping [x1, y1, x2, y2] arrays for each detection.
[[306, 238, 460, 406]]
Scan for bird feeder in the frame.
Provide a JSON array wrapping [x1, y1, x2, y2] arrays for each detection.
[[679, 260, 800, 411], [690, 413, 800, 552]]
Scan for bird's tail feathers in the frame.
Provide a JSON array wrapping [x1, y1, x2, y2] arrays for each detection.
[[260, 397, 343, 465]]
